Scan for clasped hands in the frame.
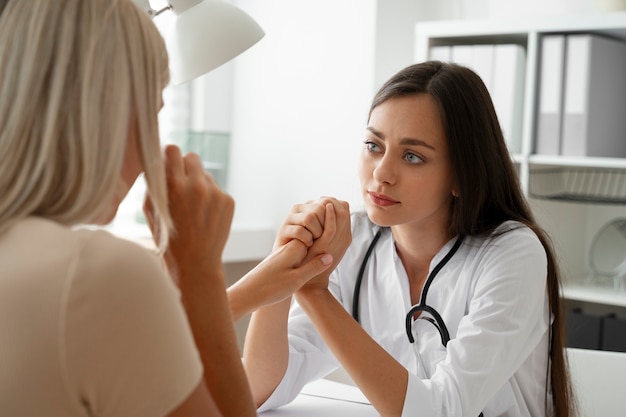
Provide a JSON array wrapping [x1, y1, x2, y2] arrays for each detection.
[[274, 197, 352, 292], [227, 196, 351, 319]]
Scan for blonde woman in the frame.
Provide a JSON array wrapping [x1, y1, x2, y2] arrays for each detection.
[[0, 0, 336, 416]]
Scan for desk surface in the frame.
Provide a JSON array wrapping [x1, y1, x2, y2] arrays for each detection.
[[258, 379, 379, 417]]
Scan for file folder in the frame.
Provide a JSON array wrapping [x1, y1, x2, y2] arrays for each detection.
[[471, 44, 495, 94], [451, 44, 474, 67], [535, 35, 566, 155], [491, 44, 526, 154], [567, 309, 602, 350], [561, 34, 626, 157], [431, 43, 524, 155], [429, 45, 451, 61], [602, 315, 626, 353], [451, 44, 495, 93]]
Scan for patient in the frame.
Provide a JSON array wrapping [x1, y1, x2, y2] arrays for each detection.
[[0, 0, 335, 415]]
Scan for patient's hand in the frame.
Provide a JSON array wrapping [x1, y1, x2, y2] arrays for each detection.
[[144, 145, 233, 286]]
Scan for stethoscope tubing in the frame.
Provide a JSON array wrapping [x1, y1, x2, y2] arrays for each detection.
[[352, 230, 463, 345], [352, 229, 383, 322]]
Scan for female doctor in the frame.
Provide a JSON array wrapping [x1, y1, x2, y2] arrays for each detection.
[[242, 61, 574, 417]]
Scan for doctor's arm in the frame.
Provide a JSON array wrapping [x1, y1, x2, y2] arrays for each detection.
[[238, 199, 348, 406], [229, 235, 335, 407], [294, 287, 410, 417]]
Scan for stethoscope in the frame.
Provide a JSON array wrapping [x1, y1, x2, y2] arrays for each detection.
[[351, 229, 484, 417], [352, 228, 462, 347]]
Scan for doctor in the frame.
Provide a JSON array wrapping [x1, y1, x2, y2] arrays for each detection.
[[242, 61, 574, 417]]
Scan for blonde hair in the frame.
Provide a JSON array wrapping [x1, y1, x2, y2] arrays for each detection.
[[0, 0, 172, 248]]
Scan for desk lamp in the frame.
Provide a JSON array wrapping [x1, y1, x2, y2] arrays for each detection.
[[135, 0, 264, 84]]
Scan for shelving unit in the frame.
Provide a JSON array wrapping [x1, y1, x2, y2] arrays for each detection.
[[414, 12, 626, 311]]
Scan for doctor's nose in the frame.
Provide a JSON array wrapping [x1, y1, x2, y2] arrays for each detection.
[[372, 154, 397, 185]]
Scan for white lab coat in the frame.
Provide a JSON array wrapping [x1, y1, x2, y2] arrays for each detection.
[[259, 212, 551, 417]]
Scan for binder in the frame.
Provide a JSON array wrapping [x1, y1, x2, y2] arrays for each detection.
[[429, 45, 451, 62], [567, 309, 602, 350], [471, 44, 495, 95], [451, 44, 474, 67], [432, 44, 494, 95], [535, 35, 566, 155], [491, 44, 526, 154], [602, 315, 626, 353], [444, 43, 523, 153], [451, 44, 495, 94], [561, 34, 626, 157], [446, 44, 495, 95]]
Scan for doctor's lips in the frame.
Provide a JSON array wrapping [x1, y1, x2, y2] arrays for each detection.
[[368, 191, 399, 207]]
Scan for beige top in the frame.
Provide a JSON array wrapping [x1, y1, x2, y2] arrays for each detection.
[[0, 217, 202, 417]]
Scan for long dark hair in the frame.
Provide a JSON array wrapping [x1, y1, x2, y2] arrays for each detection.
[[369, 61, 574, 417]]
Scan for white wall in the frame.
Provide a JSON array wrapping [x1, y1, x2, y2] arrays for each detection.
[[226, 0, 377, 230]]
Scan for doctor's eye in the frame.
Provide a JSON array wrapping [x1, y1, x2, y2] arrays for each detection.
[[364, 140, 382, 153], [405, 152, 424, 165]]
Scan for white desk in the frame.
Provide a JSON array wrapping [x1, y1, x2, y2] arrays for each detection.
[[258, 379, 379, 417]]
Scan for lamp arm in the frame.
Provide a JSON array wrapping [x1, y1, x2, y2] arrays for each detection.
[[133, 0, 172, 18], [151, 5, 173, 17], [168, 0, 203, 15]]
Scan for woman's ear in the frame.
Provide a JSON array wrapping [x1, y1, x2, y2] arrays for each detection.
[[452, 185, 460, 198]]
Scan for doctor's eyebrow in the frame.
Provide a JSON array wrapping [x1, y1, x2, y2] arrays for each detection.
[[366, 126, 436, 151]]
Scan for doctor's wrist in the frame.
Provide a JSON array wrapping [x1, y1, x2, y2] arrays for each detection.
[[294, 286, 332, 307]]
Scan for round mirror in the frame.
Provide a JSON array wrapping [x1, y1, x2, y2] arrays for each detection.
[[589, 218, 626, 284]]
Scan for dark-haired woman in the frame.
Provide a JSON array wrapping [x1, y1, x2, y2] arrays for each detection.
[[242, 61, 575, 417]]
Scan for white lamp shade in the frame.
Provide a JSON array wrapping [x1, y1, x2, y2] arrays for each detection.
[[165, 0, 264, 84]]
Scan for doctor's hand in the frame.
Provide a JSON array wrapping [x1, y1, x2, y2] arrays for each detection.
[[274, 201, 326, 250], [144, 145, 234, 288], [227, 232, 335, 321], [276, 197, 351, 252], [279, 197, 352, 291]]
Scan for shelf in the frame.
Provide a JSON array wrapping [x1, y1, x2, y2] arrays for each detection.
[[510, 153, 525, 164], [529, 167, 626, 205], [529, 154, 626, 170], [415, 11, 626, 62], [563, 282, 626, 308]]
